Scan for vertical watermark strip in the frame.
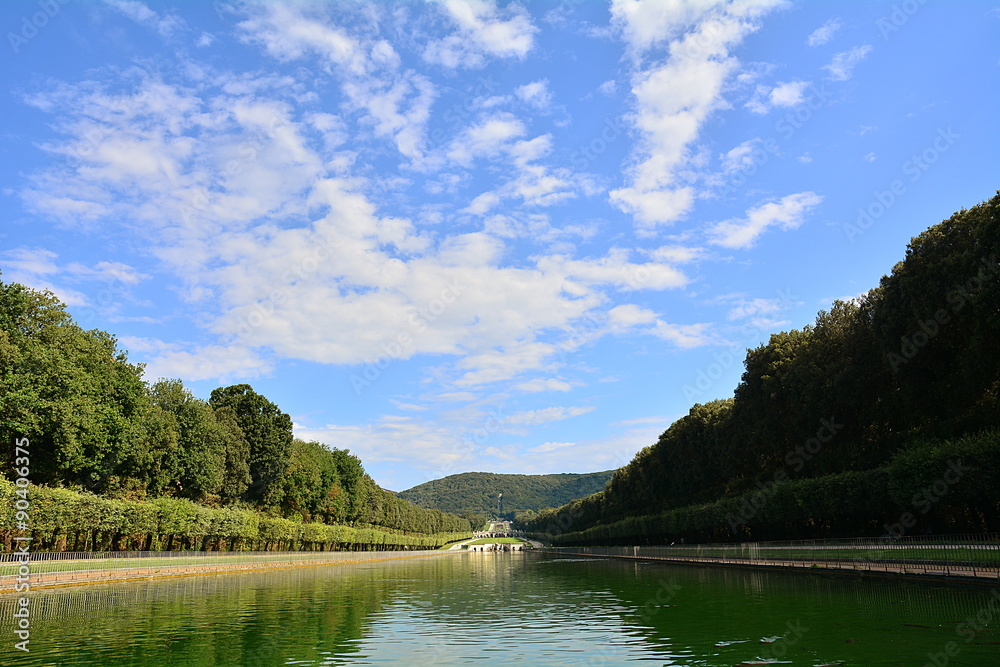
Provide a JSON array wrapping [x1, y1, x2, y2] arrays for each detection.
[[13, 436, 31, 652]]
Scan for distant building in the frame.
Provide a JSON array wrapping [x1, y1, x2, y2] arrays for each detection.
[[467, 543, 525, 552]]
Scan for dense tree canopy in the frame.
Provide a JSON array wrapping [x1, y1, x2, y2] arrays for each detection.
[[396, 471, 614, 518], [521, 192, 1000, 543], [0, 278, 470, 538], [209, 384, 293, 507], [0, 282, 147, 491]]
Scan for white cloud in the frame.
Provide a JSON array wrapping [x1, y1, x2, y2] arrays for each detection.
[[19, 193, 111, 226], [769, 80, 810, 107], [721, 138, 765, 171], [510, 417, 666, 477], [506, 405, 595, 426], [609, 1, 786, 231], [122, 337, 273, 383], [432, 391, 479, 403], [726, 296, 793, 328], [446, 114, 526, 166], [807, 17, 842, 47], [68, 261, 150, 285], [514, 378, 576, 393], [294, 417, 471, 485], [607, 303, 658, 328], [15, 6, 728, 398], [745, 80, 810, 114], [237, 4, 366, 73], [296, 402, 595, 486], [648, 245, 704, 264], [454, 342, 562, 387], [237, 4, 435, 162], [515, 79, 553, 109], [651, 321, 713, 348], [297, 407, 663, 489], [297, 396, 676, 486], [708, 191, 823, 249], [713, 294, 793, 332], [424, 0, 537, 69], [0, 248, 149, 308], [103, 0, 185, 37], [536, 249, 689, 292], [483, 212, 596, 245], [2, 247, 60, 277], [598, 79, 617, 96], [529, 441, 576, 453], [459, 132, 584, 213], [610, 0, 728, 53], [823, 44, 872, 81]]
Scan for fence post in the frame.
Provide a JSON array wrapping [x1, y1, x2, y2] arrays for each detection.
[[970, 535, 976, 577]]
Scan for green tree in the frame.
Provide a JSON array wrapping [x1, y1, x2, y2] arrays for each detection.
[[214, 405, 251, 502], [869, 194, 1000, 436], [281, 439, 340, 521], [0, 279, 148, 490], [148, 379, 248, 501], [208, 384, 292, 507], [118, 403, 180, 497]]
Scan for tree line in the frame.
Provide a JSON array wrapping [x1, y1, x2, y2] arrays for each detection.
[[0, 478, 468, 552], [396, 470, 614, 522], [0, 282, 470, 549], [521, 191, 1000, 544]]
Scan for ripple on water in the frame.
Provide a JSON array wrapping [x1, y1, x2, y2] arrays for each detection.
[[1, 554, 997, 666]]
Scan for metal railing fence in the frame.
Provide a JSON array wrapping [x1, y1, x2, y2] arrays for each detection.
[[544, 533, 1000, 578]]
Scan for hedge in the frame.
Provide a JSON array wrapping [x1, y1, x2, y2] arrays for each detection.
[[0, 482, 471, 552], [533, 430, 1000, 546]]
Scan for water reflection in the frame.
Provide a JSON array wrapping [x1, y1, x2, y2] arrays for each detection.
[[546, 554, 1000, 666], [0, 552, 996, 666]]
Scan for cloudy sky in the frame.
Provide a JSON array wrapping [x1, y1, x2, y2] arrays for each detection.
[[2, 0, 998, 491]]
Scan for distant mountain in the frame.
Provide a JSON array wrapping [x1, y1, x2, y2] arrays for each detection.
[[397, 471, 614, 517]]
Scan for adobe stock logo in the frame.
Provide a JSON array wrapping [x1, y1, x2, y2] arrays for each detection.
[[843, 127, 960, 244], [7, 0, 71, 54]]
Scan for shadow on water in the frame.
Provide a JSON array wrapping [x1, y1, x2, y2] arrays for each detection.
[[0, 553, 997, 666], [539, 554, 1000, 666]]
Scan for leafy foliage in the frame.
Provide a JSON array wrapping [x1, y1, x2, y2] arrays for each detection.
[[0, 477, 468, 551], [396, 471, 614, 518], [521, 192, 1000, 543], [0, 277, 471, 547], [0, 282, 148, 491], [209, 384, 293, 507]]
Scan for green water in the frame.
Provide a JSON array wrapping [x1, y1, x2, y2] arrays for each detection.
[[1, 552, 998, 665]]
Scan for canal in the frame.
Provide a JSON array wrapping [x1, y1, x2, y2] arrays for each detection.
[[2, 551, 998, 665]]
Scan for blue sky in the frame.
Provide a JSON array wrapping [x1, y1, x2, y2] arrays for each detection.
[[2, 0, 998, 492]]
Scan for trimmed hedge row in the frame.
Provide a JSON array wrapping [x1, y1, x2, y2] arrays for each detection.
[[531, 430, 1000, 546], [0, 482, 470, 552]]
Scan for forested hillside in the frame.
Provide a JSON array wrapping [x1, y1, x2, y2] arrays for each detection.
[[397, 470, 613, 521], [0, 282, 470, 549], [521, 191, 1000, 545]]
